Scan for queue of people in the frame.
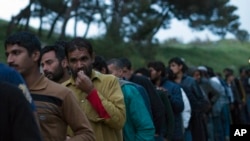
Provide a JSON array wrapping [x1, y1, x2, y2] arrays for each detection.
[[1, 31, 250, 141]]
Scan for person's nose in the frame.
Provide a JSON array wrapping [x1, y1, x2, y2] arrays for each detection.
[[76, 60, 83, 69], [42, 64, 49, 72], [6, 54, 14, 64]]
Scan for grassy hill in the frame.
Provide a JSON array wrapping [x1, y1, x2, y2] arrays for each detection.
[[155, 40, 250, 74], [1, 19, 250, 76]]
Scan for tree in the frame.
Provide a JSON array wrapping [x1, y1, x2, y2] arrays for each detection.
[[7, 0, 249, 43]]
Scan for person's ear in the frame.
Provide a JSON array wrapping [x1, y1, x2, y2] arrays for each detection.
[[61, 58, 68, 68], [158, 71, 162, 76], [32, 51, 40, 62]]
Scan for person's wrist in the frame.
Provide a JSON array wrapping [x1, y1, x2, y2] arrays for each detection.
[[87, 88, 96, 95]]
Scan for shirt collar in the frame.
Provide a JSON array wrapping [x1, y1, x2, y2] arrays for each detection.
[[29, 74, 48, 91]]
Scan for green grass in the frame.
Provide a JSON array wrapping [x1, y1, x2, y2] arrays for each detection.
[[155, 40, 250, 74]]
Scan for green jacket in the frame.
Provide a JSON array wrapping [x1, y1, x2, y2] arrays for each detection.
[[120, 79, 155, 141]]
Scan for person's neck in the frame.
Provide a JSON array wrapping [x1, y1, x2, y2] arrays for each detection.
[[58, 72, 70, 84], [154, 78, 162, 87], [175, 72, 183, 84], [23, 68, 42, 88]]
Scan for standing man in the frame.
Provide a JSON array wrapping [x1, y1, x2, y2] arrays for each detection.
[[119, 57, 165, 141], [63, 37, 126, 141], [4, 31, 95, 141], [168, 57, 210, 141], [107, 58, 155, 141], [147, 61, 185, 141]]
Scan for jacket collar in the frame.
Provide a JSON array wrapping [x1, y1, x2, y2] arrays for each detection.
[[29, 74, 48, 91]]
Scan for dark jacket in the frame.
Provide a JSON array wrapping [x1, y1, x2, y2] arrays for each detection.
[[129, 74, 165, 135], [180, 75, 209, 141], [161, 79, 184, 140], [156, 89, 175, 140], [0, 81, 42, 141]]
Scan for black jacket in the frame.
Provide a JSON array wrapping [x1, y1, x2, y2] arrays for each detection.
[[0, 82, 42, 141], [129, 74, 165, 135]]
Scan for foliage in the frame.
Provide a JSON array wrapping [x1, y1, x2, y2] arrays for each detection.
[[5, 0, 249, 45]]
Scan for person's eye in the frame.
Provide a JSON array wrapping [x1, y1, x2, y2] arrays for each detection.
[[13, 50, 21, 55], [70, 59, 77, 63]]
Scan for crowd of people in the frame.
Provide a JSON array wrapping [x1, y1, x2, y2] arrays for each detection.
[[1, 31, 250, 141]]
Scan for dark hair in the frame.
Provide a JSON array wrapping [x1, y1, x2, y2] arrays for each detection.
[[41, 45, 66, 62], [119, 57, 132, 70], [239, 66, 248, 74], [5, 31, 41, 66], [165, 67, 175, 80], [147, 61, 166, 77], [168, 57, 188, 73], [65, 37, 93, 58], [206, 66, 216, 77], [93, 55, 109, 73], [5, 31, 41, 56], [55, 40, 68, 48], [134, 67, 150, 78]]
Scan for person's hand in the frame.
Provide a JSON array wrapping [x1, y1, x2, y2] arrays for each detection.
[[75, 70, 94, 94]]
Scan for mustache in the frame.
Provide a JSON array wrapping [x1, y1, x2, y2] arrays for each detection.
[[8, 63, 19, 68], [76, 68, 85, 73], [44, 71, 53, 76]]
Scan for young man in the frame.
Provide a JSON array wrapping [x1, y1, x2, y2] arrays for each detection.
[[63, 37, 126, 141], [168, 57, 210, 141], [4, 31, 95, 141]]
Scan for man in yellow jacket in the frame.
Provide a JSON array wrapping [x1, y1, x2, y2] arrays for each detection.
[[63, 37, 126, 141]]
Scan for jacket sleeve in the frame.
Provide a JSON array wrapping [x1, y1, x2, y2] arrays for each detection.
[[169, 84, 184, 114], [158, 90, 175, 140], [88, 77, 126, 130]]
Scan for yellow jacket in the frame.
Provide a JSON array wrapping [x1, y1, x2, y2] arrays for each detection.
[[63, 70, 126, 141]]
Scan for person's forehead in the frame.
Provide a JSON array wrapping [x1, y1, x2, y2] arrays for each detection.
[[6, 44, 25, 49], [68, 49, 89, 57], [43, 50, 56, 57]]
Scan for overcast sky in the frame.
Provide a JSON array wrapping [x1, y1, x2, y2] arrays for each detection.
[[0, 0, 248, 43]]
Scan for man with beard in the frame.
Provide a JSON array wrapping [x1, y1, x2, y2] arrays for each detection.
[[41, 43, 70, 84], [4, 31, 95, 141], [62, 37, 126, 141]]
